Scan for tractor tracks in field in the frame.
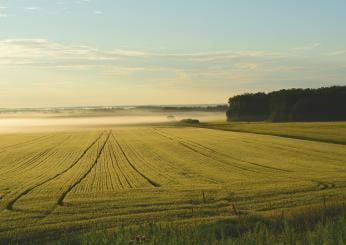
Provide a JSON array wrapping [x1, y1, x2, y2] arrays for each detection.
[[198, 126, 346, 164], [107, 137, 133, 189], [183, 132, 337, 189], [0, 191, 9, 202], [0, 134, 74, 179], [1, 146, 54, 178], [245, 138, 346, 164], [4, 132, 106, 211], [179, 141, 259, 174], [185, 137, 291, 173], [118, 131, 177, 184], [112, 132, 160, 188], [153, 129, 278, 174], [152, 129, 337, 189], [1, 135, 74, 208], [153, 129, 251, 174], [56, 131, 111, 206], [2, 140, 68, 179]]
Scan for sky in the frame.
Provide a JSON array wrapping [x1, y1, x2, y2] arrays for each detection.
[[0, 0, 345, 108]]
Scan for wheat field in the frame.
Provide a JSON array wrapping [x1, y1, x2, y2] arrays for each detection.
[[0, 126, 345, 242]]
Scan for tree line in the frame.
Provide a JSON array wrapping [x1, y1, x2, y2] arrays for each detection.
[[139, 105, 228, 112], [226, 86, 346, 122]]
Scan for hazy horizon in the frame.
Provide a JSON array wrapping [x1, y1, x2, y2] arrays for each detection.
[[1, 0, 346, 108], [0, 1, 345, 243], [0, 103, 227, 111]]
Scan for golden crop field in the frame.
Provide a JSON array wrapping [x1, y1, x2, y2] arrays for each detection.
[[0, 126, 346, 242], [199, 121, 346, 145]]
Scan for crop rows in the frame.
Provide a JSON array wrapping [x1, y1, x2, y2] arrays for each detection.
[[0, 126, 345, 242]]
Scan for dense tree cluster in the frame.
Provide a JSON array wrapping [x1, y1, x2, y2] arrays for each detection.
[[140, 105, 228, 112], [227, 86, 346, 122]]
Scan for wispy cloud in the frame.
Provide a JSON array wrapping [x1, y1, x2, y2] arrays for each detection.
[[0, 6, 8, 17], [25, 7, 39, 11], [291, 43, 320, 51], [0, 39, 150, 66], [77, 0, 90, 3], [0, 39, 285, 67], [160, 50, 286, 62], [0, 38, 328, 87], [326, 50, 346, 56], [94, 10, 102, 15]]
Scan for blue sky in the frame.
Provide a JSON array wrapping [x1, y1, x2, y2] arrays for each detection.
[[0, 0, 345, 107]]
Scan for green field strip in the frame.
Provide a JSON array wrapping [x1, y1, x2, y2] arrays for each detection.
[[241, 134, 346, 164], [34, 201, 232, 229], [197, 122, 346, 145]]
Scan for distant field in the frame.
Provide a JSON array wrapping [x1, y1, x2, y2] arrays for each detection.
[[199, 121, 346, 145], [0, 125, 346, 242]]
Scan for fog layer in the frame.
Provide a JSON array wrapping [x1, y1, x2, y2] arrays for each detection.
[[0, 111, 225, 133]]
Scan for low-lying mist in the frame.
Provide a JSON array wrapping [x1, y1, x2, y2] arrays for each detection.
[[0, 110, 225, 133]]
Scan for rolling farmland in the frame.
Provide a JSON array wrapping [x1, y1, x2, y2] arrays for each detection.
[[0, 126, 346, 242], [198, 121, 346, 145]]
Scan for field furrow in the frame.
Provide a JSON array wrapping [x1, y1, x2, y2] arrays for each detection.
[[2, 132, 105, 211], [0, 125, 345, 242], [56, 132, 111, 206]]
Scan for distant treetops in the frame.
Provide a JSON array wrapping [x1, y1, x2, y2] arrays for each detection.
[[227, 86, 346, 122]]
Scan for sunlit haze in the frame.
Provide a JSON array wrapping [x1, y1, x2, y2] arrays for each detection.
[[0, 0, 345, 108]]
